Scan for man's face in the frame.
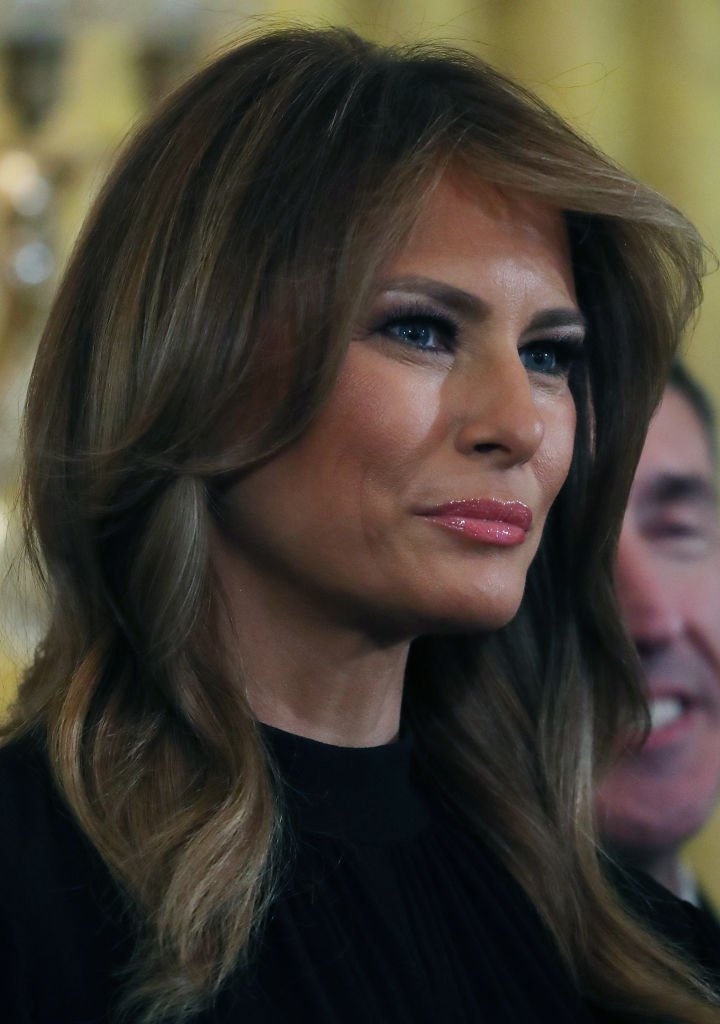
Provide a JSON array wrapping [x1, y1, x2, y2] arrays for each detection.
[[597, 387, 720, 858]]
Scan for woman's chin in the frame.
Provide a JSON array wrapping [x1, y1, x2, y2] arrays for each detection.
[[409, 590, 525, 637]]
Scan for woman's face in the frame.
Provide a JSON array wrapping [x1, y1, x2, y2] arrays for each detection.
[[214, 177, 582, 640]]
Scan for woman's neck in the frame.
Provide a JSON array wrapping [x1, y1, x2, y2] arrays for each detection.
[[214, 545, 411, 747], [247, 636, 409, 747]]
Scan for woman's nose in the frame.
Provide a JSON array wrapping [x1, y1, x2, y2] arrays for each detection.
[[450, 351, 545, 467]]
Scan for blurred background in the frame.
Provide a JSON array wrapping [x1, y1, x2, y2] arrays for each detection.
[[0, 0, 718, 896]]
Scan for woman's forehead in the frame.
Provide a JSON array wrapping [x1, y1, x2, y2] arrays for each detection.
[[373, 174, 577, 307]]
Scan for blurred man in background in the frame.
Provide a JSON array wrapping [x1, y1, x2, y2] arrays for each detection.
[[597, 364, 720, 909]]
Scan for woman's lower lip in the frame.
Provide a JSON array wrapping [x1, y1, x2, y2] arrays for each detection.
[[423, 515, 527, 546]]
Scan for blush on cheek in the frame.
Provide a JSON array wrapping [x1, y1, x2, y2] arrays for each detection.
[[329, 355, 444, 467], [535, 403, 576, 503], [534, 444, 574, 510]]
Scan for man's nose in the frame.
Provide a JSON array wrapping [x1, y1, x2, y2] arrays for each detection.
[[615, 530, 684, 651]]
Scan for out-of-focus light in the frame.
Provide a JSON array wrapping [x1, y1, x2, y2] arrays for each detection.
[[0, 503, 10, 550], [11, 240, 54, 286], [0, 150, 51, 216]]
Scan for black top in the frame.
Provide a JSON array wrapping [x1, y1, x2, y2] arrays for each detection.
[[0, 728, 717, 1023]]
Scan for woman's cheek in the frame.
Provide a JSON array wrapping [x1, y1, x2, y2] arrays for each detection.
[[536, 397, 577, 504]]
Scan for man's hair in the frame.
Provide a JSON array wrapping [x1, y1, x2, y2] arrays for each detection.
[[670, 361, 717, 461]]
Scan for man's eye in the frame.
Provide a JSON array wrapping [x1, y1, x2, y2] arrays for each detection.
[[519, 339, 583, 376], [647, 518, 716, 557], [380, 314, 457, 353], [661, 522, 702, 537]]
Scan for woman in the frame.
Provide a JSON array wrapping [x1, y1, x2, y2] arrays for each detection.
[[0, 25, 717, 1024]]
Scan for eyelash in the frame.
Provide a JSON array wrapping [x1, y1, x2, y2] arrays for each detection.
[[373, 303, 585, 376], [375, 304, 459, 354], [519, 338, 585, 377]]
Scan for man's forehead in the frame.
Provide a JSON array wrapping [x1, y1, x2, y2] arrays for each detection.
[[632, 388, 716, 505]]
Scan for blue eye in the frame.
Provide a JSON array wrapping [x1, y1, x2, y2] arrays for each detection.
[[520, 339, 582, 376], [378, 311, 458, 354]]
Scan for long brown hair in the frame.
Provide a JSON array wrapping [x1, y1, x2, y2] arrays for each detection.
[[3, 26, 716, 1022]]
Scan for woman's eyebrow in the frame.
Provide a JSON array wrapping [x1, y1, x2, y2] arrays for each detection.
[[525, 308, 587, 334], [376, 276, 586, 332], [376, 277, 490, 319]]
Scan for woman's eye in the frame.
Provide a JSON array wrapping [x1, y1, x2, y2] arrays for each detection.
[[520, 339, 582, 376], [380, 314, 457, 353]]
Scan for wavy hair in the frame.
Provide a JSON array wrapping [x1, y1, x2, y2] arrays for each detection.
[[3, 26, 716, 1022]]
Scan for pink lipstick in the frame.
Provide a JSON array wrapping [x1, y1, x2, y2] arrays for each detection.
[[419, 499, 532, 546]]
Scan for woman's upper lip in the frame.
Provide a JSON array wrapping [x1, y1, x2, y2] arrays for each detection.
[[418, 499, 533, 531]]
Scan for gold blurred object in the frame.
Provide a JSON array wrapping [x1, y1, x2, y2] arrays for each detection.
[[0, 15, 205, 715], [2, 32, 64, 132], [0, 30, 65, 355], [0, 26, 71, 711]]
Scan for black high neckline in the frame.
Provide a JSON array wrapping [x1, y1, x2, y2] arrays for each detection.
[[261, 724, 430, 842]]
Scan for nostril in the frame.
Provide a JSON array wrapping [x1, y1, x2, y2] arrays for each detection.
[[634, 637, 663, 658]]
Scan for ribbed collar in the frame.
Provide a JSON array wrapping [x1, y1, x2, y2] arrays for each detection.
[[262, 724, 430, 843]]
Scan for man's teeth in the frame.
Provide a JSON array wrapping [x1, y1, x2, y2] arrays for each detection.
[[649, 697, 684, 731]]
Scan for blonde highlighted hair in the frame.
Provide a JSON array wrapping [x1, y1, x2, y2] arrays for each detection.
[[3, 26, 717, 1022]]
